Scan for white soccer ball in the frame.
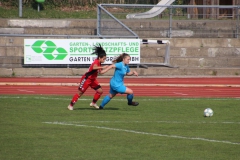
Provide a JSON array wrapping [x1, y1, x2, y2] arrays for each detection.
[[204, 108, 214, 117]]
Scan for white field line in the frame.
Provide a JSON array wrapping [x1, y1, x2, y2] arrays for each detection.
[[0, 96, 240, 101], [66, 121, 240, 124], [173, 92, 188, 95], [1, 82, 240, 87], [43, 121, 240, 145], [17, 89, 35, 93]]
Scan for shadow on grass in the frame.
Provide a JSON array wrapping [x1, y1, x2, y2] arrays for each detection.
[[74, 107, 119, 110]]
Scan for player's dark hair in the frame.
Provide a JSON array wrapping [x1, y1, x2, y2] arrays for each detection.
[[112, 53, 130, 63], [92, 44, 106, 59]]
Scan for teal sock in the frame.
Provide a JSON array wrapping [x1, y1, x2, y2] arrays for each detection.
[[127, 94, 133, 104], [100, 95, 111, 108]]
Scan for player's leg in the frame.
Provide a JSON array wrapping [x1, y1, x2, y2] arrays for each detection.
[[67, 77, 89, 110], [125, 87, 139, 106], [89, 80, 102, 109], [99, 87, 117, 109], [68, 90, 83, 110]]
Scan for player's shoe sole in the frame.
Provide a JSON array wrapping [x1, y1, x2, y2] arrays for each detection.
[[67, 105, 74, 110], [128, 102, 139, 106], [90, 102, 99, 109]]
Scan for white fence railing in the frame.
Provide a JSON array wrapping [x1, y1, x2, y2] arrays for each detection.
[[97, 4, 240, 38]]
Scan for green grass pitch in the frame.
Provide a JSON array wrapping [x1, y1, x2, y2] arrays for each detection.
[[0, 95, 240, 160]]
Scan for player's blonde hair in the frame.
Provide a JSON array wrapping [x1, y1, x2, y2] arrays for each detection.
[[112, 53, 130, 63]]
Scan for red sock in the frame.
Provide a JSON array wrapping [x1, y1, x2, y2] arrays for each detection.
[[70, 94, 80, 106], [92, 91, 102, 103]]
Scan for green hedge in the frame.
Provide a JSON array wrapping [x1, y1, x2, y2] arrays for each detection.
[[0, 0, 186, 8]]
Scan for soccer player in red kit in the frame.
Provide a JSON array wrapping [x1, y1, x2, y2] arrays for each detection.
[[67, 44, 108, 110]]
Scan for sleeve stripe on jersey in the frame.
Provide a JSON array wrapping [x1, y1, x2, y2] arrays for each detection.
[[85, 69, 98, 78]]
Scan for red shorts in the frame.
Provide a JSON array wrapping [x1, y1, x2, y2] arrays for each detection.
[[78, 76, 101, 93]]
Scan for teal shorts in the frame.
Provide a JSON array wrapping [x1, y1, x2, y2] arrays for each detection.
[[109, 85, 126, 94]]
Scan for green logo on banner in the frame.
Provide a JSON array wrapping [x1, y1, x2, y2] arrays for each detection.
[[31, 40, 68, 60]]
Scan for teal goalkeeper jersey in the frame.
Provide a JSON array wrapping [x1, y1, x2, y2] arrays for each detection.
[[110, 62, 130, 88]]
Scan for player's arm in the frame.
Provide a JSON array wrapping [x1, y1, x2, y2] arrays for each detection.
[[92, 64, 109, 70], [100, 64, 115, 74], [126, 70, 138, 77]]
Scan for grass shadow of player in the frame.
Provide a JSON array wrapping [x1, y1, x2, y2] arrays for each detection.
[[74, 107, 119, 110], [101, 107, 119, 110]]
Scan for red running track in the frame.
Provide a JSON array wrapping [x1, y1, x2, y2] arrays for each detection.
[[0, 77, 240, 98]]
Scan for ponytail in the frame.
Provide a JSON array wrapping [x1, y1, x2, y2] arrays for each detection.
[[92, 44, 106, 58], [112, 53, 130, 63]]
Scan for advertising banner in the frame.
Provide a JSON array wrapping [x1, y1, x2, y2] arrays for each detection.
[[24, 39, 140, 64]]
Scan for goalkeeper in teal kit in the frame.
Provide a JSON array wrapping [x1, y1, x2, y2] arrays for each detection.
[[99, 53, 139, 109]]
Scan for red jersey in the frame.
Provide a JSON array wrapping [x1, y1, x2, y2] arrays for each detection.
[[84, 59, 101, 80]]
